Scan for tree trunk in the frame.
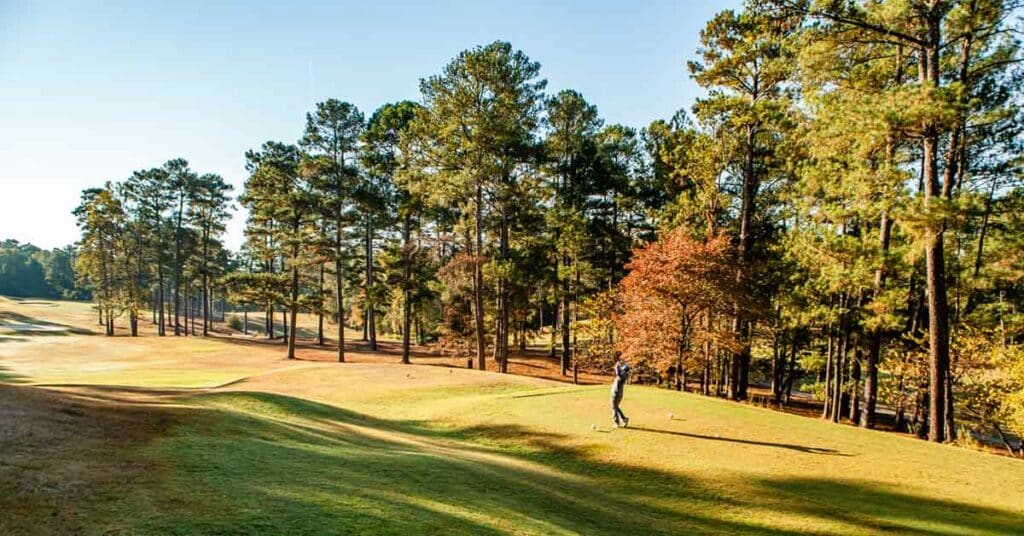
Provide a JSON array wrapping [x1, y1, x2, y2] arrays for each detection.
[[732, 123, 758, 401], [822, 327, 834, 420], [832, 309, 850, 423], [538, 291, 544, 343], [367, 219, 377, 352], [173, 195, 184, 336], [268, 302, 274, 340], [702, 312, 712, 396], [493, 292, 501, 363], [923, 153, 949, 442], [936, 21, 976, 443], [728, 317, 741, 401], [498, 207, 510, 374], [716, 350, 725, 397], [287, 247, 299, 359], [862, 211, 892, 428], [416, 308, 424, 345], [282, 303, 288, 345], [362, 309, 368, 340], [784, 336, 798, 404], [318, 263, 325, 345], [849, 350, 861, 424], [472, 181, 486, 371], [157, 265, 165, 336], [548, 301, 557, 358], [336, 222, 346, 363], [561, 259, 571, 376], [895, 372, 906, 432], [362, 220, 370, 344], [202, 231, 209, 337], [922, 31, 950, 444], [770, 311, 782, 402], [402, 214, 412, 365], [676, 316, 685, 391], [919, 389, 931, 439], [945, 371, 957, 442], [994, 425, 1019, 458]]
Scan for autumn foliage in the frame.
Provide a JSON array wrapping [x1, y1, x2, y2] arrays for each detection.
[[615, 229, 738, 387]]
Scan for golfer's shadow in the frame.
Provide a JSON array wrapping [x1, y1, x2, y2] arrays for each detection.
[[630, 426, 850, 456]]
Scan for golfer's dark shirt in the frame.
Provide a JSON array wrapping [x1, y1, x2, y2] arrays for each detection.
[[611, 363, 629, 400]]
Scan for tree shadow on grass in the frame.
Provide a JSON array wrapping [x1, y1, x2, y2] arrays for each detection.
[[508, 389, 578, 400], [8, 385, 1024, 535], [199, 329, 421, 359], [152, 391, 1024, 535], [628, 426, 851, 456], [0, 310, 93, 336], [754, 477, 1024, 535], [1, 296, 59, 304], [148, 390, 763, 535], [0, 365, 30, 384]]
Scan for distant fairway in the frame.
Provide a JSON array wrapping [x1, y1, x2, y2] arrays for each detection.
[[2, 297, 1023, 535]]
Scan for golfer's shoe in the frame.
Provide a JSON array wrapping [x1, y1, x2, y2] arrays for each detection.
[[623, 417, 629, 428]]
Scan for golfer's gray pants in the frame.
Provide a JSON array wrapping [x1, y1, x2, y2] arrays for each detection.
[[612, 391, 626, 425]]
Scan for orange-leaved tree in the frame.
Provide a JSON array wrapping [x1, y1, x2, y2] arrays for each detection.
[[616, 228, 738, 390]]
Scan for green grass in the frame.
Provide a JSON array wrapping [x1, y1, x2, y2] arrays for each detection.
[[45, 382, 1021, 535], [3, 297, 1024, 534]]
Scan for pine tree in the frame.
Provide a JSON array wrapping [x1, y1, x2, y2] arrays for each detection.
[[544, 89, 602, 375], [188, 173, 233, 336], [301, 99, 364, 361], [409, 41, 546, 372], [74, 186, 127, 336], [775, 0, 1023, 442], [364, 100, 424, 363], [242, 142, 317, 359], [122, 167, 174, 336], [689, 2, 799, 399]]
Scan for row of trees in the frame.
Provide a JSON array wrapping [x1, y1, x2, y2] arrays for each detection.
[[225, 41, 664, 369], [610, 0, 1024, 446], [75, 160, 233, 336], [0, 240, 81, 299], [72, 0, 1022, 448]]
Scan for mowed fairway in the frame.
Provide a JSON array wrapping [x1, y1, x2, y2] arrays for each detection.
[[2, 298, 1023, 535]]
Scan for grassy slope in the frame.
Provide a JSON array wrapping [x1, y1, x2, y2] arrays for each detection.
[[2, 297, 1024, 535]]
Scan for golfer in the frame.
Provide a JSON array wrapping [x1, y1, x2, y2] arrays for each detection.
[[611, 359, 630, 428]]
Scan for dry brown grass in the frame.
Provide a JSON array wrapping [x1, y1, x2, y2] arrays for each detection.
[[0, 297, 607, 389], [0, 384, 188, 535]]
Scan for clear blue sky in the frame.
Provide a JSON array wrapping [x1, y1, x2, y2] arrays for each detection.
[[0, 0, 740, 251]]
